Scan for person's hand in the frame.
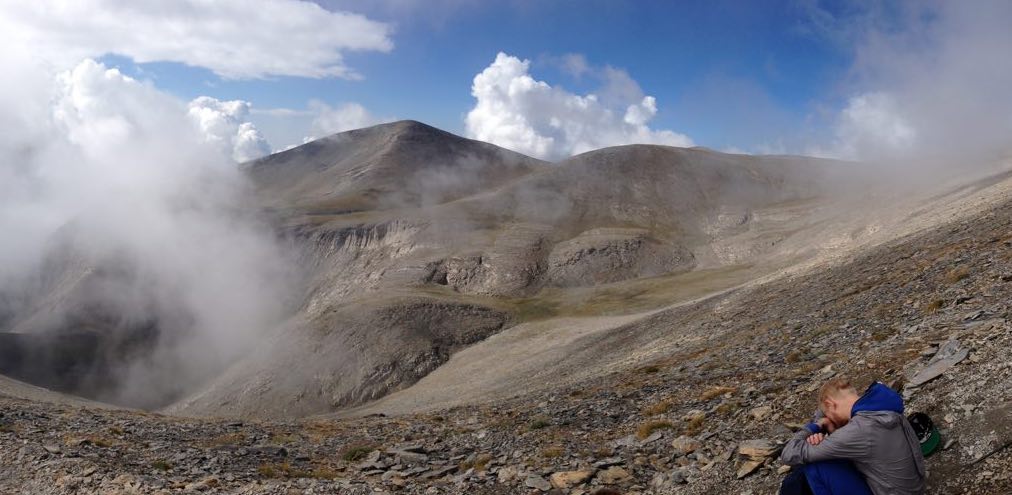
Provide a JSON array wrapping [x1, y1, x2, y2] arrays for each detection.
[[807, 433, 825, 446], [817, 417, 837, 434]]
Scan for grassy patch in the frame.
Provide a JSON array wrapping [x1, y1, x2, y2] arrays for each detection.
[[715, 400, 741, 416], [340, 445, 374, 462], [924, 299, 944, 314], [303, 421, 343, 442], [683, 414, 706, 436], [541, 446, 565, 458], [460, 453, 494, 471], [699, 386, 736, 401], [871, 328, 893, 342], [206, 432, 247, 447], [257, 461, 339, 480], [945, 267, 970, 284], [269, 432, 301, 444], [528, 417, 551, 431], [785, 350, 806, 363], [641, 399, 672, 416], [66, 435, 113, 448], [636, 420, 674, 439], [151, 460, 173, 471]]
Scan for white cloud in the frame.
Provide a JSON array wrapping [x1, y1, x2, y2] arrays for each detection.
[[0, 0, 393, 79], [559, 53, 591, 78], [465, 52, 692, 159], [806, 2, 1012, 167], [0, 56, 296, 406], [309, 101, 392, 138], [813, 92, 917, 160], [188, 97, 271, 162]]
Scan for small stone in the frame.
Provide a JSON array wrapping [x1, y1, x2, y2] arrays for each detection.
[[386, 449, 428, 464], [524, 474, 551, 491], [671, 436, 702, 455], [640, 431, 663, 444], [593, 457, 625, 468], [549, 470, 594, 489], [650, 472, 667, 489], [736, 459, 764, 479], [597, 466, 631, 485], [777, 465, 792, 475], [750, 406, 773, 421], [496, 466, 519, 483]]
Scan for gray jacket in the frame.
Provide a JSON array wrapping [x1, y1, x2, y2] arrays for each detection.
[[780, 410, 926, 495]]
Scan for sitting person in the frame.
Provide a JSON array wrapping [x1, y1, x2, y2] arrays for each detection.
[[779, 377, 925, 495]]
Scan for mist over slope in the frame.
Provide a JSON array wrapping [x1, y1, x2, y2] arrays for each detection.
[[5, 118, 1008, 422], [4, 121, 1012, 494], [164, 121, 869, 419], [0, 58, 298, 409]]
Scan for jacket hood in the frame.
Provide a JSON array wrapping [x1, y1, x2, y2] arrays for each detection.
[[851, 382, 904, 418]]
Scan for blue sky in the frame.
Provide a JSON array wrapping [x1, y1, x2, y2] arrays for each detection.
[[94, 0, 859, 154], [14, 0, 1004, 165]]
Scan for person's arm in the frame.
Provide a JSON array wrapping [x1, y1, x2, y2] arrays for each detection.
[[780, 419, 870, 465]]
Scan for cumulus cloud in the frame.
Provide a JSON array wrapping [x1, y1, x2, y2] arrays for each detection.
[[0, 0, 393, 79], [188, 97, 272, 162], [465, 52, 692, 159]]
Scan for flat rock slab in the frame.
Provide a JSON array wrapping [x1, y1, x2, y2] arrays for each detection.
[[957, 401, 1012, 465], [524, 474, 551, 491], [909, 339, 968, 387], [549, 470, 594, 489], [738, 439, 778, 459]]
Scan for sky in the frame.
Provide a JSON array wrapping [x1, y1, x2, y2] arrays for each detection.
[[3, 0, 1012, 163]]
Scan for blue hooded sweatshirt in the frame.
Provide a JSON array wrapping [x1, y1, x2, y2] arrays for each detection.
[[781, 382, 926, 495]]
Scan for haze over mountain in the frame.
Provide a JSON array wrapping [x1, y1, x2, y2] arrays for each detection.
[[4, 118, 1012, 494], [0, 119, 995, 418], [7, 2, 1012, 494]]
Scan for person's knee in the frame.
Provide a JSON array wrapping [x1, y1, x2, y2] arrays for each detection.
[[779, 468, 813, 495]]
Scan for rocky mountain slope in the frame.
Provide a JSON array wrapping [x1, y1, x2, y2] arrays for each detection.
[[164, 121, 864, 419], [4, 121, 1012, 494], [3, 153, 1012, 494]]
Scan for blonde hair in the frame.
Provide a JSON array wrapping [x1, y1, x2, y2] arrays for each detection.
[[819, 376, 857, 405]]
